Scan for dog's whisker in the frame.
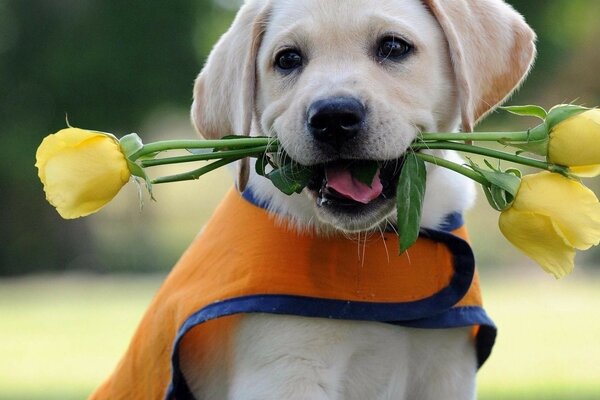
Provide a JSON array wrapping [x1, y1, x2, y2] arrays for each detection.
[[385, 217, 399, 237], [377, 225, 391, 264], [356, 231, 362, 261], [361, 232, 367, 268], [404, 248, 413, 265]]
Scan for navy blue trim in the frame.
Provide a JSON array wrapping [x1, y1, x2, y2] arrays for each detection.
[[475, 323, 497, 368], [392, 305, 494, 329], [166, 305, 495, 400], [391, 306, 497, 367], [439, 212, 464, 232], [242, 187, 272, 210]]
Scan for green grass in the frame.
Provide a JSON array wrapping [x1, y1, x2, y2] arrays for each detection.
[[0, 275, 162, 400], [477, 268, 600, 400], [1, 270, 599, 399]]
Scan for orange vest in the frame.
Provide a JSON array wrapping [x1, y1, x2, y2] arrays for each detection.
[[90, 188, 495, 400]]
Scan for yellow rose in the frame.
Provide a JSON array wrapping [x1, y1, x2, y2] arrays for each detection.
[[549, 108, 600, 177], [35, 127, 131, 219], [499, 172, 600, 278]]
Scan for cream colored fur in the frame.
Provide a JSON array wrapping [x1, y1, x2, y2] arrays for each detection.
[[184, 0, 536, 398]]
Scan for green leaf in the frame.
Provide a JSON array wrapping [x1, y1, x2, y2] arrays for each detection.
[[474, 167, 520, 197], [119, 133, 144, 158], [265, 163, 313, 195], [504, 168, 522, 178], [396, 154, 427, 253], [119, 134, 154, 199], [126, 159, 154, 200], [482, 186, 502, 211], [350, 161, 379, 187], [502, 105, 547, 120], [468, 160, 521, 211], [490, 185, 510, 210], [255, 156, 269, 176]]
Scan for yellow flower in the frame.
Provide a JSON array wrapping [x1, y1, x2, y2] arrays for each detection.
[[35, 127, 131, 219], [499, 172, 600, 278], [549, 109, 600, 177]]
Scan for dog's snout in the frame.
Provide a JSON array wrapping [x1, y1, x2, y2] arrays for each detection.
[[307, 97, 365, 147]]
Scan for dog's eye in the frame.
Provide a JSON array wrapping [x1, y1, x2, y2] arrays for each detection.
[[275, 49, 303, 71], [376, 36, 413, 61]]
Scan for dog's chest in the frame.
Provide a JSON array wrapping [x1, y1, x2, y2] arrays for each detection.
[[185, 314, 476, 400]]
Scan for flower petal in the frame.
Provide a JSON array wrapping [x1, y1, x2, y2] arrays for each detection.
[[499, 209, 575, 278], [569, 164, 600, 178], [511, 172, 600, 250], [36, 128, 130, 219], [36, 128, 111, 185], [549, 109, 600, 167]]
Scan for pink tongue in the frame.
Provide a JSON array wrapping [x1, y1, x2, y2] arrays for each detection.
[[325, 165, 383, 204]]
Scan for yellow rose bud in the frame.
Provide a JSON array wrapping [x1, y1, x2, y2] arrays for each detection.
[[549, 109, 600, 177], [35, 127, 131, 219], [499, 172, 600, 278]]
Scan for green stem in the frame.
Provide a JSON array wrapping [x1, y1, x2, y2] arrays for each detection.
[[411, 141, 554, 171], [141, 145, 277, 168], [151, 156, 245, 184], [414, 152, 489, 186], [131, 137, 277, 161], [419, 131, 530, 142], [133, 130, 568, 186]]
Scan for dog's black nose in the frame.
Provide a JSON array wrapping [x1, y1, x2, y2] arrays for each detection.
[[307, 97, 365, 148]]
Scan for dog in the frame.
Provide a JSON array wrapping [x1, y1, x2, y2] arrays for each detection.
[[90, 0, 535, 399]]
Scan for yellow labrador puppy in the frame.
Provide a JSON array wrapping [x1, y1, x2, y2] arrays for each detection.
[[186, 0, 535, 399], [188, 0, 536, 398], [91, 0, 535, 399]]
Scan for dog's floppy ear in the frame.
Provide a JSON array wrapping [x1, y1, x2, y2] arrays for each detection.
[[191, 0, 270, 190], [424, 0, 536, 132]]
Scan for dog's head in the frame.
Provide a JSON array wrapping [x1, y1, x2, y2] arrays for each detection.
[[192, 0, 535, 233]]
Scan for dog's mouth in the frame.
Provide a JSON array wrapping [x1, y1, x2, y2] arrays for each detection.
[[306, 158, 405, 212]]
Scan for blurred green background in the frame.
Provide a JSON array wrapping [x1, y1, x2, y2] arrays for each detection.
[[1, 0, 600, 399]]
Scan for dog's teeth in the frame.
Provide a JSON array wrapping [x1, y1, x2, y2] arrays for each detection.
[[318, 196, 330, 207]]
